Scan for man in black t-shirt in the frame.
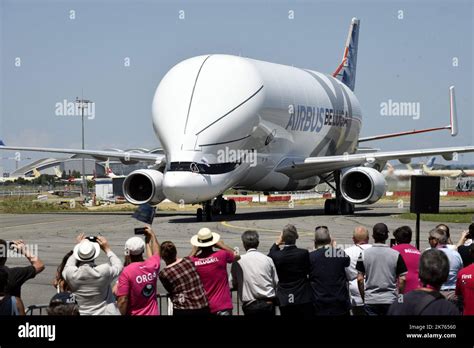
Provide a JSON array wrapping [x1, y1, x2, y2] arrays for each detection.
[[0, 239, 45, 298], [388, 249, 460, 315], [309, 226, 351, 315]]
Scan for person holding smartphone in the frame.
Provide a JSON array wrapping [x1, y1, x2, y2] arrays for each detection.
[[63, 233, 122, 315], [116, 226, 161, 315]]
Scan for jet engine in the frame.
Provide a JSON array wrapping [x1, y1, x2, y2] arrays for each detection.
[[341, 167, 386, 204], [123, 169, 165, 205]]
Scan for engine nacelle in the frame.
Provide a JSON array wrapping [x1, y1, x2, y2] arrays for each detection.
[[341, 167, 386, 204], [123, 169, 165, 205]]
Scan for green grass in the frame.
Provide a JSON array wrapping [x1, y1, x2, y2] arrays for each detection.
[[399, 209, 474, 223], [0, 197, 87, 214]]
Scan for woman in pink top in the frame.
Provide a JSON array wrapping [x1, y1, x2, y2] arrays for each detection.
[[189, 228, 240, 315], [392, 226, 421, 293]]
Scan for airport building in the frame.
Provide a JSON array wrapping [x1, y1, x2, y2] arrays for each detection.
[[7, 147, 162, 178], [10, 157, 105, 177]]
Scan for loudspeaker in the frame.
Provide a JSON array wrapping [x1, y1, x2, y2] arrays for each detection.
[[410, 175, 440, 214]]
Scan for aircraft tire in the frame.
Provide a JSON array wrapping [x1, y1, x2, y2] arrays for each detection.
[[221, 200, 229, 215], [228, 199, 236, 215], [205, 207, 212, 221], [196, 208, 203, 222]]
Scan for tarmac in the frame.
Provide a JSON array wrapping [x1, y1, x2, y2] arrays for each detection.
[[1, 199, 473, 312]]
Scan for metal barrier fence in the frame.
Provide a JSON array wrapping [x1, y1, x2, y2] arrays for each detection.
[[26, 291, 241, 316]]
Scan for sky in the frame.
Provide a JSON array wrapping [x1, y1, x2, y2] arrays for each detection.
[[0, 0, 473, 172]]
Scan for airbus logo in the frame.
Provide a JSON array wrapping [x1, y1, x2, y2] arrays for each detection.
[[285, 105, 349, 132]]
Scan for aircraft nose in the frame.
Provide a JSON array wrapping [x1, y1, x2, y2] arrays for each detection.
[[162, 172, 224, 204]]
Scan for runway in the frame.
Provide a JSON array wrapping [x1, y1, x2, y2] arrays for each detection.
[[1, 200, 473, 310]]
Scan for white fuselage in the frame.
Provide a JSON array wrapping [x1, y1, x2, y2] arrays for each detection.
[[152, 54, 362, 204]]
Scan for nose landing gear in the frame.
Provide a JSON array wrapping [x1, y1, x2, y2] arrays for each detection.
[[196, 195, 237, 222]]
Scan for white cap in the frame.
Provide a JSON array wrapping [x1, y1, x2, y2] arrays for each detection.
[[124, 237, 145, 256]]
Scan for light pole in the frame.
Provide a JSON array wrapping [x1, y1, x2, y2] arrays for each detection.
[[75, 97, 92, 196]]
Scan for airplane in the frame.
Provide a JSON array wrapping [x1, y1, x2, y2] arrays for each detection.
[[422, 158, 474, 177], [103, 160, 119, 178], [53, 161, 118, 181], [1, 17, 473, 221], [383, 157, 434, 179], [52, 166, 95, 184], [0, 167, 41, 183]]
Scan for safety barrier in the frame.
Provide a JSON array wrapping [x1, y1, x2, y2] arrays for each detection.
[[26, 291, 241, 316]]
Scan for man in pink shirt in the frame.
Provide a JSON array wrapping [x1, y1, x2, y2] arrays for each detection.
[[190, 228, 240, 315], [116, 226, 161, 315], [392, 226, 421, 293]]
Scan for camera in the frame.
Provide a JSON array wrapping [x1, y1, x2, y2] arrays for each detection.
[[134, 228, 146, 235], [85, 236, 98, 243]]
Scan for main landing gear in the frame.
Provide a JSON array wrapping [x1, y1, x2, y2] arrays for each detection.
[[322, 170, 355, 215], [196, 195, 237, 222]]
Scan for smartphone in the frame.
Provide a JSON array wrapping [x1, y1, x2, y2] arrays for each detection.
[[134, 227, 146, 235], [390, 238, 396, 247]]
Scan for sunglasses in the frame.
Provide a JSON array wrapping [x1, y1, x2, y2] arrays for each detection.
[[315, 226, 328, 231]]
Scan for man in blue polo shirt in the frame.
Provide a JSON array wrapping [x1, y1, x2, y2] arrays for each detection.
[[428, 227, 463, 308]]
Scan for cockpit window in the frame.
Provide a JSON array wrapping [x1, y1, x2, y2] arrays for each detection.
[[168, 162, 239, 174]]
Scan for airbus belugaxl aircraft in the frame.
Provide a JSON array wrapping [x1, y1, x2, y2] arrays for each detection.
[[1, 18, 472, 221]]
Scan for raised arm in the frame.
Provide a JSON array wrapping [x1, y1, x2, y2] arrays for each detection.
[[144, 226, 160, 257], [11, 240, 45, 274], [97, 236, 123, 278], [214, 240, 240, 262]]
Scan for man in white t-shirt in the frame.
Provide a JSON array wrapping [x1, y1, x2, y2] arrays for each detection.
[[344, 226, 372, 315]]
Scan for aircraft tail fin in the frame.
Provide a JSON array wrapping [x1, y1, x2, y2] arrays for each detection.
[[54, 166, 63, 178], [332, 17, 360, 91], [32, 168, 41, 178], [427, 156, 436, 169]]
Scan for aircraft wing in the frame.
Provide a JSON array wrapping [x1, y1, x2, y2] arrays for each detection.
[[276, 146, 474, 179], [0, 143, 165, 164]]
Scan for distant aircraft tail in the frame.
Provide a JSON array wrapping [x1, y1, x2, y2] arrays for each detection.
[[32, 168, 41, 178], [104, 159, 117, 178], [422, 157, 437, 173], [0, 140, 5, 146], [427, 156, 436, 168], [332, 17, 360, 91], [54, 166, 62, 178]]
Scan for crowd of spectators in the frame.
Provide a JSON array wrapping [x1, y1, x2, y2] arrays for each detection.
[[1, 221, 474, 316]]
